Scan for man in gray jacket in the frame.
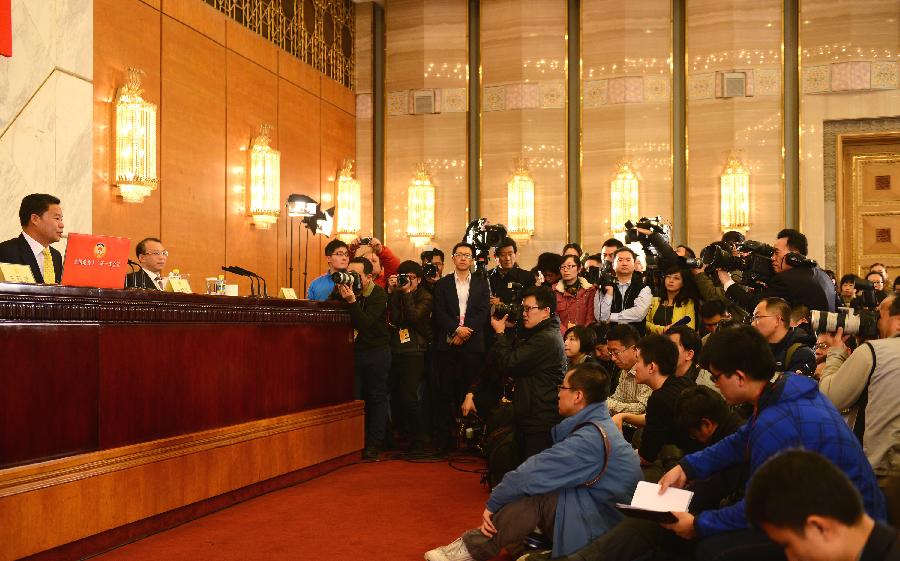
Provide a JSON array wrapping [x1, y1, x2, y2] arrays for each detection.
[[819, 291, 900, 523]]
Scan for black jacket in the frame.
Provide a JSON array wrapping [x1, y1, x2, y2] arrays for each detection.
[[125, 269, 161, 290], [348, 282, 390, 351], [491, 315, 566, 435], [488, 264, 535, 304], [433, 272, 491, 353], [389, 285, 433, 355], [0, 234, 63, 284], [771, 327, 817, 377], [726, 265, 835, 313]]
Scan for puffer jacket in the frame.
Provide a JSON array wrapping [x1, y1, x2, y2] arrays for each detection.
[[555, 277, 598, 336]]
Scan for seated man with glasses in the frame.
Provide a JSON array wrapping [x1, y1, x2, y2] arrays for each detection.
[[433, 242, 491, 450], [656, 325, 885, 561], [462, 285, 566, 460], [750, 297, 816, 377], [306, 239, 351, 301], [604, 324, 652, 441], [425, 362, 642, 561], [125, 237, 168, 290]]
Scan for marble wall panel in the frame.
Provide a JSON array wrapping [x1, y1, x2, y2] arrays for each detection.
[[581, 0, 671, 252], [800, 0, 900, 268], [92, 0, 161, 247], [224, 50, 279, 296], [0, 0, 93, 249], [159, 17, 227, 290], [686, 0, 783, 251], [481, 0, 566, 267]]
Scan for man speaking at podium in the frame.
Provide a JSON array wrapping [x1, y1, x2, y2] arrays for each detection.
[[0, 193, 64, 284], [125, 238, 168, 290]]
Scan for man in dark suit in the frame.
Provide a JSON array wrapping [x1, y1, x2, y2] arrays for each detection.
[[720, 228, 835, 313], [0, 193, 64, 284], [432, 241, 490, 450], [125, 238, 169, 289]]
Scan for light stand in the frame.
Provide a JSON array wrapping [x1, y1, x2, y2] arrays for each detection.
[[285, 193, 319, 294]]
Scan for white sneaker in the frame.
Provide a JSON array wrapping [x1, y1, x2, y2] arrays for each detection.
[[424, 536, 476, 561]]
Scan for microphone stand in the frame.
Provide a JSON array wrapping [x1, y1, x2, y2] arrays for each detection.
[[302, 222, 310, 298], [126, 260, 139, 288], [288, 215, 294, 289]]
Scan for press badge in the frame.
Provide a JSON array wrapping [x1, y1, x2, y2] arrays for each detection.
[[399, 328, 411, 344]]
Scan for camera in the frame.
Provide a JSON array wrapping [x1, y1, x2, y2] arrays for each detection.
[[397, 273, 410, 287], [700, 239, 776, 290], [783, 252, 817, 269], [809, 308, 879, 340], [464, 218, 508, 276], [422, 262, 438, 278], [331, 270, 362, 293], [624, 216, 670, 246], [583, 261, 617, 288], [456, 415, 485, 451], [358, 237, 372, 246], [678, 256, 703, 269], [492, 282, 524, 321]]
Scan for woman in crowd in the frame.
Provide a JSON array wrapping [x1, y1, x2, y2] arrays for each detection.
[[645, 265, 701, 334], [554, 254, 597, 336], [563, 325, 597, 369], [838, 273, 858, 307]]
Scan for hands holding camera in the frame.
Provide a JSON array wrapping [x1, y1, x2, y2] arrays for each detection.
[[337, 283, 356, 303], [819, 326, 851, 352], [387, 273, 417, 294], [351, 235, 384, 255]]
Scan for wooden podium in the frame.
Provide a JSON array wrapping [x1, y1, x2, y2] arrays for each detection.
[[0, 284, 362, 560]]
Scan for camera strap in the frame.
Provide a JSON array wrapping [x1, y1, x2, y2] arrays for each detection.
[[572, 421, 612, 488], [851, 341, 877, 443]]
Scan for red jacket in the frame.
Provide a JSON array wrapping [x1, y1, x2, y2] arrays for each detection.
[[554, 277, 597, 336]]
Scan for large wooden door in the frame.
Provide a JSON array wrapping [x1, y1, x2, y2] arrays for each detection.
[[838, 133, 900, 281]]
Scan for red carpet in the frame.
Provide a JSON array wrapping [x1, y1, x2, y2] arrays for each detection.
[[93, 455, 488, 561]]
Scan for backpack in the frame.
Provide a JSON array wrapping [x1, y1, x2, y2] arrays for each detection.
[[482, 402, 519, 490]]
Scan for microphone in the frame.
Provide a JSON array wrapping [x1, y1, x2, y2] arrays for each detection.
[[228, 266, 267, 298], [222, 265, 256, 296], [126, 259, 140, 289]]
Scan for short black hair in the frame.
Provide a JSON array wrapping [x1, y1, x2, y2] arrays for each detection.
[[721, 230, 746, 246], [607, 323, 640, 347], [19, 193, 60, 228], [452, 242, 475, 256], [397, 260, 423, 277], [325, 239, 349, 256], [824, 269, 835, 281], [586, 253, 605, 264], [760, 297, 791, 326], [865, 271, 885, 282], [536, 252, 564, 273], [839, 273, 858, 286], [700, 299, 727, 319], [699, 325, 775, 382], [591, 322, 610, 345], [560, 254, 581, 269], [564, 325, 598, 354], [563, 242, 583, 256], [777, 228, 808, 256], [136, 237, 163, 257], [666, 325, 702, 363], [566, 362, 611, 404], [614, 246, 637, 260], [869, 262, 886, 270], [893, 276, 900, 290], [601, 238, 624, 250], [636, 334, 679, 377], [494, 237, 518, 255], [349, 256, 373, 275], [674, 386, 730, 432], [746, 449, 865, 533], [521, 285, 555, 312]]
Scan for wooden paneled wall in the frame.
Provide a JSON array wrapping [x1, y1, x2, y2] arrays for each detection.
[[93, 0, 356, 295]]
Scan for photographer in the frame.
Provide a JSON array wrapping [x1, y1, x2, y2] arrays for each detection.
[[533, 252, 564, 288], [751, 297, 817, 376], [461, 285, 566, 459], [819, 292, 900, 523], [719, 228, 835, 313], [338, 257, 391, 459], [351, 236, 399, 290], [594, 247, 653, 334], [487, 237, 534, 306], [852, 271, 889, 310], [600, 238, 624, 266], [555, 254, 598, 336], [420, 248, 445, 294], [387, 261, 433, 453]]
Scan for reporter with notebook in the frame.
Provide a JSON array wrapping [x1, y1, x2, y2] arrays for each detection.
[[0, 193, 64, 284], [656, 325, 885, 561]]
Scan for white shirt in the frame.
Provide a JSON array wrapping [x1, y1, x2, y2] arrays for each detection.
[[21, 231, 48, 278], [595, 277, 653, 322], [142, 267, 164, 289], [454, 271, 472, 325]]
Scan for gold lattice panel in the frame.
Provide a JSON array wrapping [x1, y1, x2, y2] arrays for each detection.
[[850, 153, 900, 277], [204, 0, 355, 89]]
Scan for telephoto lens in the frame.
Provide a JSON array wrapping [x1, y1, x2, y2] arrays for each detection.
[[422, 262, 438, 278]]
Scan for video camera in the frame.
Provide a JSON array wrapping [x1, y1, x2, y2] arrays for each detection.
[[583, 261, 617, 288], [493, 282, 524, 321], [422, 262, 438, 278], [809, 278, 880, 339], [331, 270, 363, 293], [700, 239, 777, 290], [464, 218, 508, 276]]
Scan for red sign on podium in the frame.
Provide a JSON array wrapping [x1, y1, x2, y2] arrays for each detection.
[[61, 233, 131, 288]]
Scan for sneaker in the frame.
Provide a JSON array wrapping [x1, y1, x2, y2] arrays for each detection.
[[424, 537, 475, 561]]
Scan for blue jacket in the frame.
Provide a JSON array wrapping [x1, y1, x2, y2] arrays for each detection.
[[487, 402, 642, 556], [307, 273, 334, 301], [681, 373, 886, 537]]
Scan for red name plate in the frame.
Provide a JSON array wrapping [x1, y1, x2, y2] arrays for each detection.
[[61, 233, 131, 288]]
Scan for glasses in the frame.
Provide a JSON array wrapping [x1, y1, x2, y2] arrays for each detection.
[[557, 385, 580, 392], [453, 253, 473, 259], [750, 314, 774, 323], [709, 370, 735, 383], [331, 251, 350, 257], [608, 345, 635, 358], [522, 305, 548, 313], [144, 250, 169, 257], [560, 264, 578, 270], [814, 342, 829, 350]]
